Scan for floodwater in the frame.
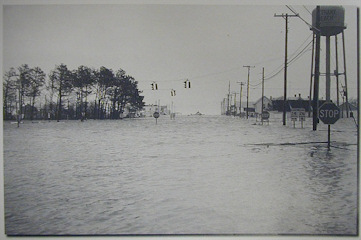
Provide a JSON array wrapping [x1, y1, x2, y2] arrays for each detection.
[[3, 114, 358, 235]]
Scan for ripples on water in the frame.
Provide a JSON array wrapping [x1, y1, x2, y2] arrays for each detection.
[[3, 114, 358, 235]]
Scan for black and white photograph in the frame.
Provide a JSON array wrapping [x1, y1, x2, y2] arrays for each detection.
[[1, 0, 359, 237]]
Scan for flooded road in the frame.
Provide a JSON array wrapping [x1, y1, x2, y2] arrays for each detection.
[[3, 114, 358, 235]]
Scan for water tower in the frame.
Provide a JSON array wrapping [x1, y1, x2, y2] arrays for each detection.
[[310, 6, 349, 128]]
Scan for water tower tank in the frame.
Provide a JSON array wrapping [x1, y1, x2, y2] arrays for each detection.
[[312, 6, 346, 36]]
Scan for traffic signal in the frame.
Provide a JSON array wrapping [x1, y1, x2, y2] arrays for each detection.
[[184, 79, 191, 88], [151, 82, 158, 90]]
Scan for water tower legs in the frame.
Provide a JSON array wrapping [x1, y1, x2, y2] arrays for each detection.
[[342, 30, 349, 117], [326, 35, 331, 102]]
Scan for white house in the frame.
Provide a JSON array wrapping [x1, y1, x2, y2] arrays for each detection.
[[253, 96, 273, 113]]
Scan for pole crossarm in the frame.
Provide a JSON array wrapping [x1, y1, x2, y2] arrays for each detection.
[[274, 13, 299, 18]]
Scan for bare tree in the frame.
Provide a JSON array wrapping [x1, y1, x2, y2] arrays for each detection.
[[3, 68, 18, 120], [17, 64, 32, 121], [26, 67, 46, 120], [73, 65, 94, 120], [49, 64, 73, 122]]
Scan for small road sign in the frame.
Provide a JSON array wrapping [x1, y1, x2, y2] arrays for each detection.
[[299, 109, 306, 121], [261, 111, 270, 120], [291, 111, 298, 121], [153, 112, 160, 118], [318, 102, 340, 124]]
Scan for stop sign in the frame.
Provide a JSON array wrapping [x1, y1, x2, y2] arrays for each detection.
[[153, 112, 160, 119], [318, 102, 340, 124]]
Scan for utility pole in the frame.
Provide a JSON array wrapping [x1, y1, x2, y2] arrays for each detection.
[[357, 8, 360, 128], [234, 92, 237, 116], [261, 67, 265, 125], [237, 82, 244, 117], [227, 81, 230, 115], [313, 6, 321, 131], [309, 33, 315, 117], [274, 12, 298, 126], [243, 65, 255, 119]]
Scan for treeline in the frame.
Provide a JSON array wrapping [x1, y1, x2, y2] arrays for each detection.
[[3, 64, 145, 121]]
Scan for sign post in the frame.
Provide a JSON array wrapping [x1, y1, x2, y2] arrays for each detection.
[[290, 108, 306, 128], [290, 110, 298, 128], [299, 109, 306, 128], [318, 102, 341, 149], [261, 111, 270, 125], [153, 111, 160, 124]]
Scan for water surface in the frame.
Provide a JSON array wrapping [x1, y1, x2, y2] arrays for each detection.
[[3, 114, 358, 235]]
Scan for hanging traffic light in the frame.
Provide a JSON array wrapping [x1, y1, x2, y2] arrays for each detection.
[[184, 79, 191, 88], [171, 89, 176, 96], [151, 82, 158, 90]]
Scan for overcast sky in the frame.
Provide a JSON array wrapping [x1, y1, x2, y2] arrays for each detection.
[[2, 0, 360, 115]]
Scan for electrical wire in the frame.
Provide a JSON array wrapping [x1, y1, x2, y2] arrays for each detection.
[[286, 5, 319, 32], [259, 33, 312, 82], [303, 5, 312, 15], [249, 38, 313, 87], [288, 33, 313, 59], [145, 6, 315, 91], [288, 39, 313, 65]]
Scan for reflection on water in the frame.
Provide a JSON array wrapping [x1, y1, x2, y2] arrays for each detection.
[[304, 144, 357, 234], [3, 115, 358, 235]]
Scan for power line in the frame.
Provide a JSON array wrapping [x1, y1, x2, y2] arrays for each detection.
[[288, 39, 313, 65], [143, 66, 240, 83], [302, 5, 312, 15], [288, 33, 313, 59], [286, 5, 320, 33], [251, 36, 313, 86]]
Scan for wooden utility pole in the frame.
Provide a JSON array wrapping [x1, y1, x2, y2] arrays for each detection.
[[261, 67, 265, 125], [243, 65, 255, 119], [237, 82, 244, 117], [274, 13, 298, 126], [234, 92, 237, 116], [227, 81, 230, 115], [313, 6, 321, 131], [309, 33, 315, 117], [357, 7, 360, 128]]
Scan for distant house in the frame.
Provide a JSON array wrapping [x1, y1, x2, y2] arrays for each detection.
[[243, 107, 256, 117], [142, 105, 156, 117], [339, 102, 357, 112], [339, 102, 358, 118], [141, 104, 168, 117], [271, 94, 326, 112], [253, 96, 272, 113]]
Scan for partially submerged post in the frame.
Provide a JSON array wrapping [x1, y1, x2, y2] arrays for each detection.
[[153, 111, 160, 124]]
